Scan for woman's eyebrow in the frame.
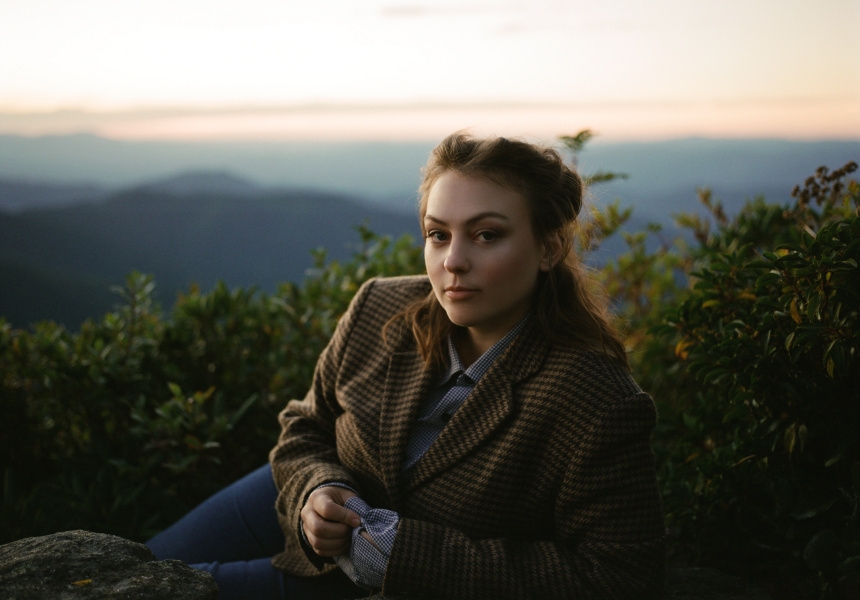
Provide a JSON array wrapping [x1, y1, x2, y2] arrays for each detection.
[[423, 211, 510, 226]]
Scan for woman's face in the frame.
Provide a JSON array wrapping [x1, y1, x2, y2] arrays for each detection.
[[423, 171, 550, 354]]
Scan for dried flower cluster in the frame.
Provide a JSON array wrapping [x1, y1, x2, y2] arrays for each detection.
[[785, 161, 858, 228]]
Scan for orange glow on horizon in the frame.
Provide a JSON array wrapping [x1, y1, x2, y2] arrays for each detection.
[[1, 100, 857, 143]]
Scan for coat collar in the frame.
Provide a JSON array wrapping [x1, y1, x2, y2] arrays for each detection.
[[378, 317, 550, 502]]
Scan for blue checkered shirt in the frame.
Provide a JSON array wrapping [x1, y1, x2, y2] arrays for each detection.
[[328, 317, 529, 589]]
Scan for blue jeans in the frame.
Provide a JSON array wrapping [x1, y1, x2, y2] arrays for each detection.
[[146, 464, 364, 600]]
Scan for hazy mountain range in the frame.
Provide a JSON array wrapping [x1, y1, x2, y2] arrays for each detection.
[[1, 134, 857, 329], [0, 171, 420, 328]]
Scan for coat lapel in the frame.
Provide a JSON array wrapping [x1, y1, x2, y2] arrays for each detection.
[[403, 321, 550, 493], [378, 349, 434, 507]]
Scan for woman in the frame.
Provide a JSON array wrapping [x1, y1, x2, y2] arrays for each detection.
[[148, 132, 665, 599]]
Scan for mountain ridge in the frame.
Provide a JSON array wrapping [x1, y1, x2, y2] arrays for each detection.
[[2, 136, 857, 328], [2, 134, 857, 214], [0, 182, 420, 328]]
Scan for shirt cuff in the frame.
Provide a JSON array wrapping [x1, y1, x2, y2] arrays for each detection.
[[336, 496, 399, 590]]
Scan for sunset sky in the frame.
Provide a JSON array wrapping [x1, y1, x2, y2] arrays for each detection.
[[1, 0, 858, 142]]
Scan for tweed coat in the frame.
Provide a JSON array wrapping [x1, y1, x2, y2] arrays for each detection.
[[269, 275, 665, 599]]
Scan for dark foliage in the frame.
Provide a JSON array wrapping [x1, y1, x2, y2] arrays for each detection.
[[0, 227, 423, 542], [644, 162, 860, 599]]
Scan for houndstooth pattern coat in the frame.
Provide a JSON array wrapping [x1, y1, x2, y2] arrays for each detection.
[[270, 275, 665, 599]]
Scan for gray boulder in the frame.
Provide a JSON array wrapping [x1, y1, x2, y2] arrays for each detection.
[[0, 530, 773, 600], [0, 530, 217, 599]]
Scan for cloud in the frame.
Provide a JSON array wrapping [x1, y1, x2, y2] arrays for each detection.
[[379, 2, 520, 18], [380, 5, 433, 17]]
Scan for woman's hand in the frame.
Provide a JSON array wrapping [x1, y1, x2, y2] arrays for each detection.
[[301, 486, 362, 557]]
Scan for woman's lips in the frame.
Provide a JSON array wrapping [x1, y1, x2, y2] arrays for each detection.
[[445, 286, 477, 301]]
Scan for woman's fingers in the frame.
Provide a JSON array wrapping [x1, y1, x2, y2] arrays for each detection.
[[301, 486, 361, 556], [311, 488, 361, 526]]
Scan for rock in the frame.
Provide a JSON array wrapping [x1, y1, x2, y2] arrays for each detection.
[[666, 567, 772, 600], [3, 533, 766, 600], [0, 530, 217, 599]]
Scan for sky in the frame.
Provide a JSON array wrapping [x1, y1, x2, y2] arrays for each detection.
[[1, 0, 858, 142]]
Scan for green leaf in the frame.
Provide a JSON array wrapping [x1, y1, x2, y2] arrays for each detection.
[[806, 294, 822, 321], [784, 422, 797, 454]]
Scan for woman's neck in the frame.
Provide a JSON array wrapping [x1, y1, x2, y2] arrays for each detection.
[[452, 329, 487, 369]]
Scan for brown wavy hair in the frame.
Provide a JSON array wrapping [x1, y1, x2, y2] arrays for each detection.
[[390, 132, 628, 372]]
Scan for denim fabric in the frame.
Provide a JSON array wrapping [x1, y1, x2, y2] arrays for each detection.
[[146, 464, 363, 600]]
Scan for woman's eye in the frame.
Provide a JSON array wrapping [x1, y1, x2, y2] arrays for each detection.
[[426, 231, 447, 242], [476, 230, 498, 242]]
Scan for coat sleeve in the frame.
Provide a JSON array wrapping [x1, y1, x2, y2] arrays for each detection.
[[381, 391, 666, 600], [268, 279, 377, 573]]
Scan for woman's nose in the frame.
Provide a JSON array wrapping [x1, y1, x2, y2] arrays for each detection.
[[443, 238, 470, 273]]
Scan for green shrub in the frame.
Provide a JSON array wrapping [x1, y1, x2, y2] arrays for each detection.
[[0, 226, 424, 542], [644, 163, 860, 599]]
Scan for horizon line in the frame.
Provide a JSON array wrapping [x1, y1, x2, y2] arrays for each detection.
[[1, 99, 857, 144], [2, 96, 857, 116]]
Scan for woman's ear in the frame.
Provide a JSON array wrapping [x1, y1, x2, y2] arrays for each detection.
[[539, 231, 564, 272]]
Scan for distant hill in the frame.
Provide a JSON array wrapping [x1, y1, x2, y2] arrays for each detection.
[[0, 179, 109, 212], [580, 138, 860, 215], [1, 134, 857, 217], [1, 135, 857, 328], [0, 134, 433, 211], [0, 176, 420, 329], [137, 170, 261, 197]]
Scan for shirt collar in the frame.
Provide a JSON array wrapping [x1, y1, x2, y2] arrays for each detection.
[[438, 314, 531, 387]]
